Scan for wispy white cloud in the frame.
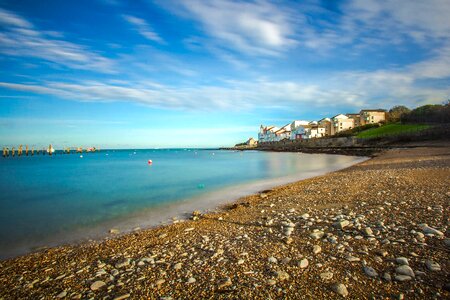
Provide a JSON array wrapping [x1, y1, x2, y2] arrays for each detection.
[[122, 15, 165, 44], [0, 8, 115, 72], [161, 0, 297, 56]]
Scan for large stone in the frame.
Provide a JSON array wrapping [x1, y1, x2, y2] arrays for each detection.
[[363, 266, 378, 278], [425, 260, 441, 272], [396, 265, 415, 278], [90, 281, 106, 291], [313, 245, 322, 255], [332, 283, 349, 297], [299, 258, 309, 269], [395, 257, 409, 265], [419, 224, 444, 236], [395, 275, 412, 282], [310, 231, 325, 240], [334, 220, 350, 230], [320, 272, 334, 280]]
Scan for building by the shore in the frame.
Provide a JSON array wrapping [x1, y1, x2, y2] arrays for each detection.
[[258, 108, 386, 142]]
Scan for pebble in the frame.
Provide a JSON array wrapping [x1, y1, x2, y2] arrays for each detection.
[[90, 280, 106, 291], [218, 277, 232, 289], [363, 266, 378, 278], [320, 272, 333, 280], [267, 279, 277, 286], [156, 279, 165, 287], [363, 227, 374, 237], [396, 257, 409, 265], [56, 291, 67, 298], [115, 258, 131, 269], [425, 260, 441, 271], [113, 294, 130, 300], [345, 255, 360, 262], [382, 272, 392, 281], [109, 228, 120, 234], [173, 263, 182, 270], [299, 258, 309, 269], [396, 265, 415, 278], [334, 220, 350, 229], [275, 270, 290, 281], [310, 231, 324, 240], [187, 277, 196, 284], [313, 245, 322, 255], [395, 275, 412, 282], [419, 224, 444, 236], [268, 256, 278, 264], [332, 283, 349, 297]]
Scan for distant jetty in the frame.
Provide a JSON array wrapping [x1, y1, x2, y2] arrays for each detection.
[[2, 144, 100, 158]]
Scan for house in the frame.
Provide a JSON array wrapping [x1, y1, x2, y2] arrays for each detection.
[[302, 125, 326, 139], [318, 118, 332, 136], [346, 113, 361, 127], [290, 120, 310, 140], [258, 125, 280, 142], [331, 114, 355, 134], [246, 138, 257, 146], [360, 109, 387, 125], [274, 124, 291, 141]]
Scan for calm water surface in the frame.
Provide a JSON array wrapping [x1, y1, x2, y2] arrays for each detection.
[[0, 149, 366, 258]]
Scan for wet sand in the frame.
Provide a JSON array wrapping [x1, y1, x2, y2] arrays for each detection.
[[0, 144, 448, 299]]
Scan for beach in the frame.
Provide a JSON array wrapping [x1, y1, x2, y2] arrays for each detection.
[[0, 144, 449, 299]]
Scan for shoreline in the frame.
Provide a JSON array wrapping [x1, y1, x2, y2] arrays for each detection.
[[0, 153, 368, 260], [0, 143, 448, 299]]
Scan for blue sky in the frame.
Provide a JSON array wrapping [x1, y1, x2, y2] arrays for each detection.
[[0, 0, 449, 148]]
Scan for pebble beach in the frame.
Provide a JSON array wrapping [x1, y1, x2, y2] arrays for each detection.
[[0, 144, 449, 299]]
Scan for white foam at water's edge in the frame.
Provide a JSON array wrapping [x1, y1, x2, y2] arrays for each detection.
[[1, 154, 369, 259]]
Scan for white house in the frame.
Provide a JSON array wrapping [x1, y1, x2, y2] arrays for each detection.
[[331, 114, 354, 134], [290, 120, 310, 140], [258, 125, 280, 142]]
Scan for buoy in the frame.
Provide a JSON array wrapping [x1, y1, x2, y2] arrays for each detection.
[[80, 155, 83, 158], [148, 159, 153, 165]]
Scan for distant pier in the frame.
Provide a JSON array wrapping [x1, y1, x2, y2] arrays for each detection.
[[2, 145, 100, 158]]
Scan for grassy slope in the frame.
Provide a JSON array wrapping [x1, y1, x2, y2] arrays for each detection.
[[357, 123, 431, 138]]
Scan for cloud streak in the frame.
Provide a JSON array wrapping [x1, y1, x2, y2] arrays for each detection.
[[122, 15, 165, 44], [0, 8, 115, 72]]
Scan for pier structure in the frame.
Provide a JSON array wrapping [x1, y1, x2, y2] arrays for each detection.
[[1, 145, 100, 158]]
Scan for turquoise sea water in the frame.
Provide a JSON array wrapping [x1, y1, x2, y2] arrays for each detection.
[[0, 149, 366, 258]]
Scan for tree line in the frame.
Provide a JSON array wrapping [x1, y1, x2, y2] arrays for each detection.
[[388, 100, 450, 124]]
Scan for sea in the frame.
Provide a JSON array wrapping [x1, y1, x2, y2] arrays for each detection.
[[0, 149, 367, 258]]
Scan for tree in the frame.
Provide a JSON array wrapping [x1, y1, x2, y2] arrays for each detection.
[[388, 105, 410, 123]]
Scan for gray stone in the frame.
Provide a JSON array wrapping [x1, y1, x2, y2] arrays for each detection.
[[425, 260, 441, 271], [396, 265, 415, 278], [394, 275, 412, 282], [332, 283, 348, 297], [363, 266, 378, 278], [334, 220, 350, 230], [346, 255, 360, 262], [382, 272, 392, 281], [419, 224, 444, 236], [395, 257, 409, 265]]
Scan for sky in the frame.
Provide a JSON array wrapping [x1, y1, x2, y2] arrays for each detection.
[[0, 0, 449, 148]]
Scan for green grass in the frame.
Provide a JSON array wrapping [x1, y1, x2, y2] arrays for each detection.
[[357, 123, 431, 139]]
